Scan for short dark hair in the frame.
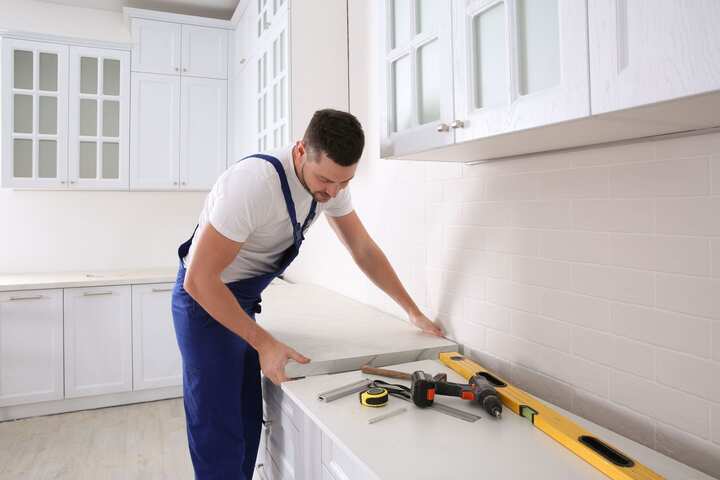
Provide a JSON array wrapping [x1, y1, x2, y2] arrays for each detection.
[[303, 109, 365, 166]]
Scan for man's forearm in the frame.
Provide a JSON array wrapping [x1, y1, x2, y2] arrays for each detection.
[[354, 242, 421, 316]]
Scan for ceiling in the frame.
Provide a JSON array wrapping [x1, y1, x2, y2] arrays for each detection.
[[38, 0, 241, 20]]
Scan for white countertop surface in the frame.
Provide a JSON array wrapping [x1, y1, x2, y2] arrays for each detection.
[[282, 359, 715, 480], [0, 268, 179, 292], [257, 282, 458, 378]]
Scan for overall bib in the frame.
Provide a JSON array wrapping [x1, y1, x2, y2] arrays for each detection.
[[172, 154, 317, 479]]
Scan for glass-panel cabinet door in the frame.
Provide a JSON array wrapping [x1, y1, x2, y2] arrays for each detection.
[[453, 0, 589, 144], [68, 47, 130, 189], [1, 39, 68, 188], [379, 0, 454, 159]]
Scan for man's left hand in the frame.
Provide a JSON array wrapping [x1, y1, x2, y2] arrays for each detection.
[[409, 311, 444, 337]]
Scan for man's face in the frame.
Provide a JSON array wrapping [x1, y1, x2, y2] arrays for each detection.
[[300, 147, 357, 203]]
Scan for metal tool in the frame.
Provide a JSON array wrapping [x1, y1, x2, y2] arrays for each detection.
[[367, 407, 407, 424], [317, 379, 371, 402], [411, 370, 503, 418]]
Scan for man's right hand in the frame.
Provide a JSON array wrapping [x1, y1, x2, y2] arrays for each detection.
[[257, 336, 311, 385]]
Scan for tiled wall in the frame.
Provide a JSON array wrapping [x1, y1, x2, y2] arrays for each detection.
[[285, 2, 720, 476]]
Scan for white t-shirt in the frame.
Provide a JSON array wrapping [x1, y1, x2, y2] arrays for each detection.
[[184, 145, 353, 283]]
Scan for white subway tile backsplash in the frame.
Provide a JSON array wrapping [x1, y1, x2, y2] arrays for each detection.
[[426, 202, 462, 226], [512, 256, 571, 290], [656, 274, 720, 319], [571, 389, 656, 448], [511, 200, 572, 229], [463, 347, 513, 381], [610, 371, 710, 438], [655, 236, 712, 277], [572, 198, 655, 233], [460, 201, 512, 227], [443, 178, 484, 202], [712, 156, 720, 194], [712, 404, 720, 445], [571, 327, 655, 379], [656, 350, 720, 403], [539, 230, 610, 264], [466, 152, 571, 177], [656, 197, 720, 236], [536, 167, 609, 199], [427, 161, 462, 181], [444, 319, 486, 350], [445, 225, 486, 251], [464, 298, 512, 332], [540, 289, 611, 331], [511, 311, 571, 351], [511, 363, 574, 411], [444, 272, 486, 301], [656, 422, 720, 479], [484, 228, 539, 256], [610, 303, 712, 358], [571, 264, 655, 306], [712, 240, 720, 278], [654, 132, 720, 160], [484, 252, 513, 279], [570, 141, 655, 167], [714, 322, 720, 361], [486, 278, 541, 313], [485, 173, 537, 201], [609, 234, 656, 271], [609, 157, 710, 197]]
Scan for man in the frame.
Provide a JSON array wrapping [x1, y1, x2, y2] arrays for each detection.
[[172, 109, 443, 479]]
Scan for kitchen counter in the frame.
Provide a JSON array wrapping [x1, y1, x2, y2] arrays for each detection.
[[280, 359, 715, 480], [0, 268, 179, 292]]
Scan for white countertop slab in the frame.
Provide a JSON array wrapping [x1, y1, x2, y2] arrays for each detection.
[[257, 283, 458, 378], [282, 359, 715, 480], [0, 268, 180, 292]]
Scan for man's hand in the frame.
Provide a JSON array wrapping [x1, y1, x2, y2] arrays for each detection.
[[257, 336, 311, 385], [409, 311, 444, 337]]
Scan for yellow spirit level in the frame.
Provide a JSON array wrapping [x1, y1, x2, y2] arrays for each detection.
[[439, 352, 663, 480]]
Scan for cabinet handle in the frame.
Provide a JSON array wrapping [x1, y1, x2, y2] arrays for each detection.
[[60, 180, 67, 185], [436, 123, 450, 133], [240, 58, 247, 65], [8, 295, 44, 302], [151, 287, 173, 293], [70, 180, 76, 184], [182, 68, 187, 72], [83, 291, 113, 297], [181, 181, 187, 186], [450, 120, 465, 129], [173, 181, 178, 186], [175, 67, 179, 72]]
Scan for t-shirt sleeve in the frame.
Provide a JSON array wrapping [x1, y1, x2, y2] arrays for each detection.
[[208, 165, 275, 243], [323, 187, 354, 217]]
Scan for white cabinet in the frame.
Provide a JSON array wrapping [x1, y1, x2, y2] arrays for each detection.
[[588, 0, 720, 115], [131, 284, 182, 391], [130, 72, 181, 189], [131, 19, 182, 75], [0, 290, 63, 407], [131, 19, 228, 79], [68, 46, 130, 189], [1, 38, 68, 189], [452, 0, 589, 142], [379, 0, 455, 158], [63, 286, 132, 398], [180, 76, 228, 189]]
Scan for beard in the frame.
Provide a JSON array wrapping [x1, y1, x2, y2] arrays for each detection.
[[313, 191, 331, 202]]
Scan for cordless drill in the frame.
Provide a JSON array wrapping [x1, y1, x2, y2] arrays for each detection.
[[410, 370, 503, 418]]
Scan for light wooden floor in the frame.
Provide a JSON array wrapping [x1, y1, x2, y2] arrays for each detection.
[[0, 398, 194, 479]]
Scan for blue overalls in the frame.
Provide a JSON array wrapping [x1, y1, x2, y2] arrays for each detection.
[[172, 154, 317, 479]]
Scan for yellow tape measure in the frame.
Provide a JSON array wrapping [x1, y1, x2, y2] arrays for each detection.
[[359, 387, 389, 407]]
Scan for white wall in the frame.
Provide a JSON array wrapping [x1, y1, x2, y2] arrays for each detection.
[[285, 1, 720, 477], [0, 0, 131, 44], [0, 0, 205, 274]]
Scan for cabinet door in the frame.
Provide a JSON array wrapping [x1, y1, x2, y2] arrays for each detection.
[[179, 76, 227, 190], [452, 0, 589, 142], [131, 19, 182, 75], [181, 25, 229, 79], [64, 286, 132, 398], [0, 290, 63, 407], [589, 0, 720, 115], [130, 72, 181, 190], [379, 0, 455, 158], [1, 39, 68, 189], [68, 47, 130, 190], [131, 284, 182, 391]]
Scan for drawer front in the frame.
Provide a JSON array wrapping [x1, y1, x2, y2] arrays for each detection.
[[321, 431, 376, 480], [263, 376, 302, 429], [265, 398, 300, 480]]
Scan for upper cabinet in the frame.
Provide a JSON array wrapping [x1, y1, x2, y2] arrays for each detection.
[[588, 0, 720, 114], [131, 19, 228, 79]]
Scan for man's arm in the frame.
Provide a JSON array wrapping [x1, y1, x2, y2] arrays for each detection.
[[183, 223, 310, 384], [327, 211, 443, 336]]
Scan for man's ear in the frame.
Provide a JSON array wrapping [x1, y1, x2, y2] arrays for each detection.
[[296, 140, 306, 157]]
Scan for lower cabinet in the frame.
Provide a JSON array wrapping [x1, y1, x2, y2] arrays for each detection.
[[131, 283, 182, 390], [260, 379, 375, 480], [63, 285, 133, 398], [0, 289, 64, 407]]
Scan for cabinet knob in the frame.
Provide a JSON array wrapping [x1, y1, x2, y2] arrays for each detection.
[[175, 67, 179, 72], [450, 120, 465, 129], [60, 180, 66, 185], [436, 123, 450, 133], [240, 58, 247, 65], [182, 68, 187, 72], [70, 180, 76, 184], [181, 181, 187, 186]]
